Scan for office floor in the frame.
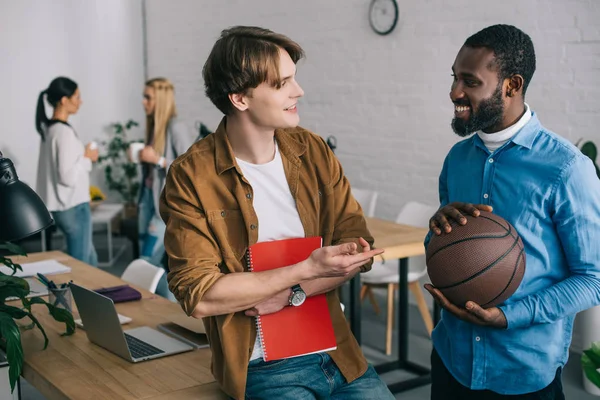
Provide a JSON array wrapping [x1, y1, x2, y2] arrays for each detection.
[[16, 232, 599, 400]]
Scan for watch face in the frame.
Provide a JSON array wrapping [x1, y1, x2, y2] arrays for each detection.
[[291, 291, 307, 306]]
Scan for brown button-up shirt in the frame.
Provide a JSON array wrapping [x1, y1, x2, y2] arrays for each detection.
[[159, 118, 374, 400]]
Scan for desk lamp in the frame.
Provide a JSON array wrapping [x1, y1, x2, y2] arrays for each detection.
[[0, 152, 53, 242]]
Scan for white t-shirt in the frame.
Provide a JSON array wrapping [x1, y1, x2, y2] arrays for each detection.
[[36, 121, 92, 212], [236, 143, 304, 361]]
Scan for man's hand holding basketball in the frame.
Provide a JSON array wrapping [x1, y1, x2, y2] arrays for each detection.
[[305, 238, 384, 279], [430, 202, 493, 235], [424, 283, 508, 329]]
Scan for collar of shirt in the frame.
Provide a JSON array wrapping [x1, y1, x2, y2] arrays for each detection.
[[214, 117, 307, 176], [474, 103, 533, 153]]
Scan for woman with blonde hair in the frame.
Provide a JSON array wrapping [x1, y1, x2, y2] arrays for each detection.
[[135, 77, 194, 298]]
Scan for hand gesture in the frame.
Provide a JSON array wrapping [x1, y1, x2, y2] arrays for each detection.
[[84, 143, 99, 162], [139, 145, 159, 164], [429, 202, 493, 235], [306, 237, 384, 279], [424, 283, 507, 328]]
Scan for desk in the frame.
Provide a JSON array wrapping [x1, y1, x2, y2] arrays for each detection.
[[348, 217, 440, 393], [8, 251, 227, 400]]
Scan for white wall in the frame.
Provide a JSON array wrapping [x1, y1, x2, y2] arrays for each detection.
[[145, 0, 600, 352], [0, 0, 146, 196], [145, 0, 600, 220]]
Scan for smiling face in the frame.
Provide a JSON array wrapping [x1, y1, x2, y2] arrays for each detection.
[[236, 48, 304, 130], [450, 46, 507, 136]]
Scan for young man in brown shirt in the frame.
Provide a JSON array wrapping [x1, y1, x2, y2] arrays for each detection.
[[159, 26, 394, 400]]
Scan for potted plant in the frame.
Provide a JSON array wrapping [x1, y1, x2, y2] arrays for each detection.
[[0, 242, 75, 394], [582, 341, 600, 394], [577, 139, 600, 394], [98, 119, 141, 218]]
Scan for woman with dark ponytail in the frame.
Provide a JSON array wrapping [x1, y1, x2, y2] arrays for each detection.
[[36, 77, 100, 266]]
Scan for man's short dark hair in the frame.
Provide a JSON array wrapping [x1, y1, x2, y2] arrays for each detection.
[[464, 24, 536, 96]]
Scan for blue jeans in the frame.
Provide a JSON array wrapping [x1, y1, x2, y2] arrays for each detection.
[[243, 353, 394, 400], [51, 202, 97, 266], [138, 186, 174, 301]]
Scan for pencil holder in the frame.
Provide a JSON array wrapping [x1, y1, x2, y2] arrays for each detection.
[[48, 286, 72, 313]]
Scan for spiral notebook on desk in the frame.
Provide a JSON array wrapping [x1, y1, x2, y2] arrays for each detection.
[[247, 237, 337, 361]]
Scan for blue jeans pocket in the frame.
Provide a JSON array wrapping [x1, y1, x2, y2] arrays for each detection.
[[248, 358, 290, 371]]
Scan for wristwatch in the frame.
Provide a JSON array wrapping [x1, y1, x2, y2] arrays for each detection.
[[288, 284, 307, 307]]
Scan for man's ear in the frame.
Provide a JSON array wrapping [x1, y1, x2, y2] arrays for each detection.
[[229, 92, 249, 112], [506, 74, 524, 97]]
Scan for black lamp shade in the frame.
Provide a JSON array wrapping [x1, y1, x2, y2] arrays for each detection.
[[0, 157, 53, 242]]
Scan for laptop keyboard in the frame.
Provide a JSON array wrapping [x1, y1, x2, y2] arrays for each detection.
[[124, 333, 165, 358]]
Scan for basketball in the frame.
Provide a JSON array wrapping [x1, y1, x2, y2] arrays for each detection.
[[426, 210, 526, 308]]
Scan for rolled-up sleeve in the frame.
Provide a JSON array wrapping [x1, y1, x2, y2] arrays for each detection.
[[159, 163, 224, 315]]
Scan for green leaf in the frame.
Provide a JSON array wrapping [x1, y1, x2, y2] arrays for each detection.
[[0, 287, 28, 303], [580, 141, 600, 179], [0, 305, 28, 319], [21, 310, 49, 349], [583, 353, 600, 388], [0, 242, 26, 256], [584, 347, 600, 368], [125, 120, 139, 129], [0, 275, 29, 302], [0, 312, 24, 392], [0, 274, 28, 290], [581, 142, 598, 160], [27, 297, 76, 336]]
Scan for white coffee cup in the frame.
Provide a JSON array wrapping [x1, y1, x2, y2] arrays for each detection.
[[128, 142, 145, 163]]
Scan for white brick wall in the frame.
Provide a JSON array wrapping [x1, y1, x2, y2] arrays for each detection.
[[145, 0, 600, 220], [145, 0, 600, 353]]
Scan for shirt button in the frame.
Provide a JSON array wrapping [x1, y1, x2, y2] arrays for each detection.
[[483, 194, 489, 199], [250, 224, 256, 230], [246, 193, 252, 199], [475, 336, 481, 342], [489, 158, 494, 163]]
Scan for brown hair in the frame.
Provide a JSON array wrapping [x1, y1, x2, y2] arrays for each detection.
[[202, 26, 305, 115], [145, 77, 177, 155]]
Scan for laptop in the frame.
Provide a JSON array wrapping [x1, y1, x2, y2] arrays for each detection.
[[70, 283, 193, 362]]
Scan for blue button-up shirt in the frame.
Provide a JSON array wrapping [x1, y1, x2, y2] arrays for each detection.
[[428, 111, 600, 394]]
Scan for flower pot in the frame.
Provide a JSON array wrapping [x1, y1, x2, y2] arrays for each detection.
[[580, 305, 600, 395], [90, 199, 104, 211], [0, 350, 19, 400], [584, 377, 600, 396]]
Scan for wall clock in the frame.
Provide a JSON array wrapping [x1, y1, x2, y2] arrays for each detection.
[[369, 0, 399, 36]]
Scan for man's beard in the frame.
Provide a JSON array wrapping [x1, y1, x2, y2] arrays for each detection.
[[451, 86, 504, 137]]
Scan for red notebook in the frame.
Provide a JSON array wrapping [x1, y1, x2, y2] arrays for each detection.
[[247, 237, 337, 361]]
